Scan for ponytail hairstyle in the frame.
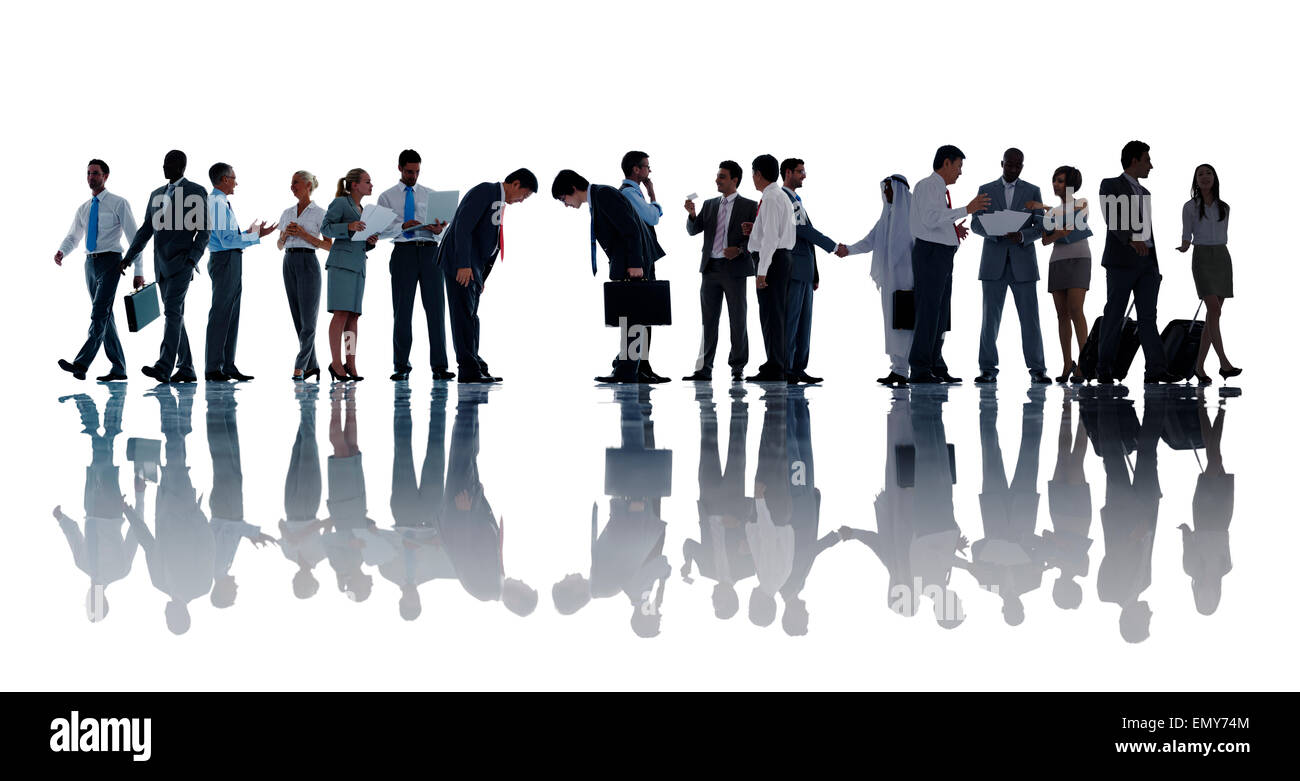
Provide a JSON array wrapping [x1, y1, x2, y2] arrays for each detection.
[[336, 168, 366, 198], [294, 170, 320, 194]]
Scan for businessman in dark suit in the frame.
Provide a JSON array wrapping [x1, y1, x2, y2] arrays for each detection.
[[437, 168, 536, 383], [781, 158, 842, 385], [553, 169, 666, 383], [121, 150, 211, 384], [970, 148, 1050, 384], [682, 161, 758, 382], [1096, 140, 1176, 384]]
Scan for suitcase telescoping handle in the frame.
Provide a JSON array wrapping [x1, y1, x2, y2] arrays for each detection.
[[1191, 299, 1204, 321]]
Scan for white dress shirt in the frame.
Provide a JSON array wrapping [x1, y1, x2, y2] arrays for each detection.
[[910, 171, 967, 246], [377, 182, 441, 243], [59, 189, 142, 274], [277, 202, 326, 250], [750, 181, 796, 276], [1003, 178, 1018, 210], [711, 192, 737, 259]]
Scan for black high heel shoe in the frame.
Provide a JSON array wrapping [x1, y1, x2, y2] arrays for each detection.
[[1056, 362, 1079, 384], [1218, 366, 1242, 379], [328, 364, 349, 383], [303, 367, 321, 382], [345, 364, 364, 382], [1195, 371, 1213, 386]]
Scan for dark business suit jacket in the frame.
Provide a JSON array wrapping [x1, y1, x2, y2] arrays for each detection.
[[591, 184, 665, 281], [971, 178, 1044, 282], [685, 195, 758, 276], [437, 181, 501, 288], [785, 189, 836, 285], [1098, 175, 1158, 271], [123, 178, 210, 280]]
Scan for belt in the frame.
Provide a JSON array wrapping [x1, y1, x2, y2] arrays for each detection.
[[284, 247, 316, 254], [87, 251, 121, 258], [397, 240, 438, 248]]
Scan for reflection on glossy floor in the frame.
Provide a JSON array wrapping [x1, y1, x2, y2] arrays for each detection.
[[29, 377, 1265, 689]]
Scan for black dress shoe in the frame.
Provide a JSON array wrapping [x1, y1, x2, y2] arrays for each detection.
[[170, 370, 197, 383], [639, 370, 671, 383], [141, 365, 168, 383], [390, 371, 410, 381], [731, 369, 744, 381], [432, 369, 456, 380], [595, 374, 638, 384], [1144, 370, 1182, 384], [936, 371, 962, 384], [96, 372, 128, 382], [745, 371, 783, 382], [1029, 370, 1051, 384], [974, 371, 997, 384], [58, 359, 87, 380], [458, 374, 499, 384], [909, 371, 941, 384], [798, 371, 823, 384], [205, 371, 230, 382], [1095, 374, 1115, 385], [225, 368, 254, 381], [877, 371, 908, 385], [682, 370, 711, 382]]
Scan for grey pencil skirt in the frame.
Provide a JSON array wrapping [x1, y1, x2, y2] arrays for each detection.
[[1191, 244, 1234, 299], [326, 266, 365, 314]]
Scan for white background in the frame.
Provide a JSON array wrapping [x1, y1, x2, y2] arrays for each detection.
[[4, 0, 1297, 691]]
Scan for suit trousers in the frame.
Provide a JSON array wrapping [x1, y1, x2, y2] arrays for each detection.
[[205, 249, 243, 374], [73, 252, 127, 373], [390, 242, 448, 372], [785, 276, 814, 375], [756, 249, 792, 375], [908, 239, 955, 376], [154, 258, 195, 375], [978, 260, 1046, 375], [1098, 262, 1166, 377], [694, 266, 749, 372], [444, 273, 488, 377], [282, 249, 321, 372]]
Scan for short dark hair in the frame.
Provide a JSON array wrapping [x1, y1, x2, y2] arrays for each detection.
[[163, 149, 187, 170], [752, 154, 779, 184], [505, 168, 539, 192], [208, 162, 233, 186], [1120, 140, 1150, 170], [719, 160, 742, 182], [780, 158, 805, 179], [87, 158, 109, 176], [621, 150, 648, 178], [551, 169, 590, 200], [932, 145, 965, 171], [398, 149, 421, 167], [1053, 165, 1083, 191]]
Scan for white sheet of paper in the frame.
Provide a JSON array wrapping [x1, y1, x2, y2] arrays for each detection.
[[977, 210, 1030, 236], [685, 192, 699, 201], [355, 204, 396, 242]]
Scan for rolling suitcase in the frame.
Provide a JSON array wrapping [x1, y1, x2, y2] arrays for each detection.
[[1079, 303, 1138, 380], [1160, 301, 1206, 381]]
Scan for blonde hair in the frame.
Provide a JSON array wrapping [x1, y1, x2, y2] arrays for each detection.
[[294, 170, 319, 194], [336, 168, 366, 198]]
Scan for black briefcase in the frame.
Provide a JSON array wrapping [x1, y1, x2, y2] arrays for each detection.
[[604, 279, 672, 327], [124, 282, 161, 332]]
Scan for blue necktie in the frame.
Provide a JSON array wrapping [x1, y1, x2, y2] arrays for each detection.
[[589, 208, 597, 276], [403, 186, 415, 239], [86, 195, 100, 253]]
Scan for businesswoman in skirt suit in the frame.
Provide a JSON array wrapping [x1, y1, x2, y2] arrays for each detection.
[[1176, 163, 1241, 385], [322, 168, 378, 382], [277, 170, 332, 382]]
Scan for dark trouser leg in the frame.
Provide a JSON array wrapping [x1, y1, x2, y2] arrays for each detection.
[[1010, 277, 1047, 373], [284, 252, 322, 372], [390, 243, 420, 372], [74, 253, 126, 372], [722, 273, 749, 371], [205, 250, 241, 374], [978, 267, 1009, 375], [785, 277, 814, 375], [416, 244, 449, 371], [444, 272, 481, 377], [695, 271, 725, 372], [909, 240, 954, 375], [1097, 266, 1136, 377], [156, 264, 193, 375], [1133, 264, 1165, 374], [757, 251, 790, 374]]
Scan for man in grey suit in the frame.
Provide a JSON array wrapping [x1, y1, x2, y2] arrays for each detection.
[[971, 148, 1050, 384], [682, 161, 758, 382], [121, 150, 211, 384], [781, 159, 843, 385]]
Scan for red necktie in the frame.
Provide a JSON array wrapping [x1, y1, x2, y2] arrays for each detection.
[[498, 207, 505, 262], [946, 189, 958, 237]]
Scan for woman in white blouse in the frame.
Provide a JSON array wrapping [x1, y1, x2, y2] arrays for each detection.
[[277, 171, 332, 381], [1175, 163, 1240, 384]]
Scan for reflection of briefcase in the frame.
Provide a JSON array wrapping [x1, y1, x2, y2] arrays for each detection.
[[604, 447, 673, 498], [127, 437, 162, 483], [604, 279, 672, 327], [892, 290, 950, 332], [124, 283, 161, 332]]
